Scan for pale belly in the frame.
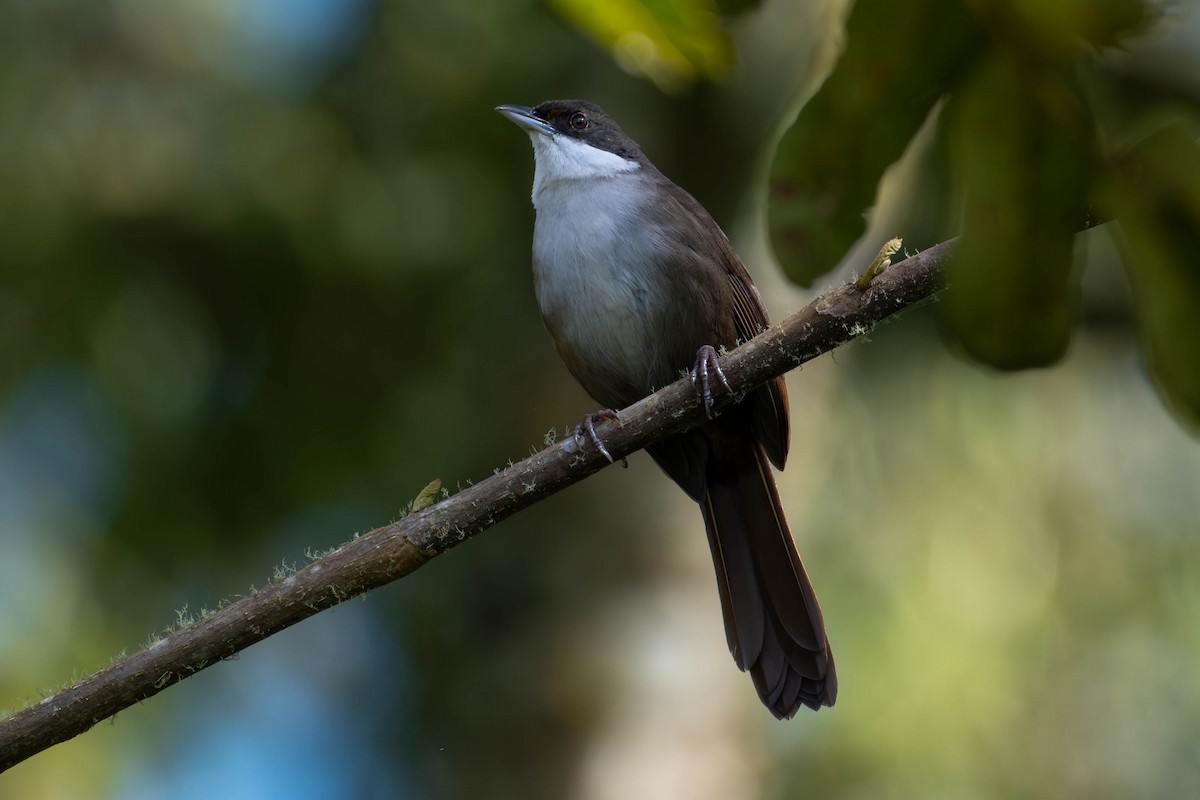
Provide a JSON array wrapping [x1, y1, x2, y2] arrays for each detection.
[[531, 186, 675, 406], [519, 152, 775, 465]]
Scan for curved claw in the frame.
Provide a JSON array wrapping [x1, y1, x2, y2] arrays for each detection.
[[574, 409, 620, 463], [690, 345, 732, 419]]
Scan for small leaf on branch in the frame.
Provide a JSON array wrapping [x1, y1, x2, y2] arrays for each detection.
[[856, 237, 904, 290], [411, 479, 442, 513]]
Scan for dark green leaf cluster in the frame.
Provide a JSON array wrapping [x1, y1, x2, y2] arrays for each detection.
[[768, 0, 1199, 427]]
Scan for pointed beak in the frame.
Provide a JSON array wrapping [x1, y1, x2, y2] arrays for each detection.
[[496, 105, 555, 136]]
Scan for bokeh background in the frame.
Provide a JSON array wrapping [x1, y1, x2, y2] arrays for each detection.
[[2, 0, 1199, 798]]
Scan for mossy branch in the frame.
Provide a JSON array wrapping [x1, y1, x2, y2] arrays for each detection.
[[0, 239, 952, 772]]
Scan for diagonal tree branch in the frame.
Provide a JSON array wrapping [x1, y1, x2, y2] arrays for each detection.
[[0, 239, 953, 772]]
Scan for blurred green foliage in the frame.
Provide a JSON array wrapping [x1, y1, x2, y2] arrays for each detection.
[[1101, 119, 1200, 435], [769, 0, 984, 278], [548, 0, 736, 91], [1, 0, 1198, 798], [768, 0, 1200, 428]]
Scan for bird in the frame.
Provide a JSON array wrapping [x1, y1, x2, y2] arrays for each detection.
[[497, 99, 836, 717]]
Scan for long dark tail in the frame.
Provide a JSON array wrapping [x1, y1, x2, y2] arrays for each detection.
[[701, 442, 836, 717]]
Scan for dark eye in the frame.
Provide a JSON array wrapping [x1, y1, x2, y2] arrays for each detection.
[[570, 112, 588, 130]]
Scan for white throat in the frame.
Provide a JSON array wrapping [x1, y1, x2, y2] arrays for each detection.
[[525, 133, 640, 208]]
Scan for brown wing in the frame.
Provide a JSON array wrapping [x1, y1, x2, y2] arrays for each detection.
[[700, 203, 790, 471], [643, 183, 791, 490]]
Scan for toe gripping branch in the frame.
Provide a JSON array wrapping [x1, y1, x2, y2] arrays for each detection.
[[691, 344, 731, 419], [573, 343, 730, 464], [574, 409, 621, 464]]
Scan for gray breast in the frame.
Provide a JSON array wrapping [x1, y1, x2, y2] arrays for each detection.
[[531, 174, 674, 402]]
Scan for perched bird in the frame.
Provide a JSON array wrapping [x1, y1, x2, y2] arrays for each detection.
[[497, 100, 835, 717]]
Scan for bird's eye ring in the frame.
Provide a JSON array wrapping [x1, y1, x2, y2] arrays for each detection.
[[570, 112, 588, 130]]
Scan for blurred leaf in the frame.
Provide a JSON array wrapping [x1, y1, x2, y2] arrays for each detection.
[[767, 0, 1179, 387], [547, 0, 735, 91], [713, 0, 761, 15], [1102, 120, 1200, 430], [767, 0, 984, 283], [940, 55, 1093, 368], [996, 0, 1153, 51]]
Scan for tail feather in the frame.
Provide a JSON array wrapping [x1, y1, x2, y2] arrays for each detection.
[[744, 450, 824, 653], [703, 481, 765, 668], [701, 443, 836, 718]]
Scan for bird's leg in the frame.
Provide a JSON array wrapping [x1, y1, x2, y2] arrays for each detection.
[[690, 344, 732, 419], [574, 409, 622, 464]]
